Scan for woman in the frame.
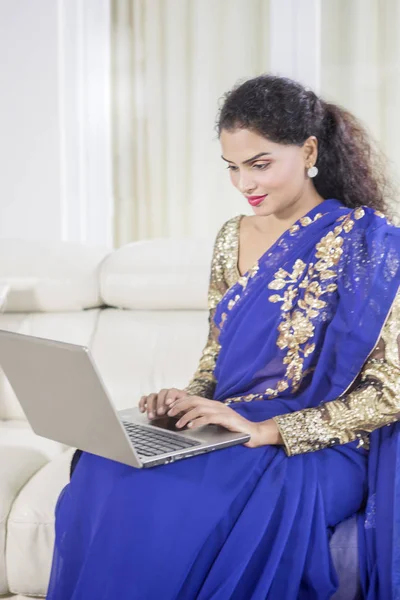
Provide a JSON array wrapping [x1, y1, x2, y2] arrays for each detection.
[[47, 75, 400, 599]]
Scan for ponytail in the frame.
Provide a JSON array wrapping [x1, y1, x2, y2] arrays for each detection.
[[314, 102, 391, 214]]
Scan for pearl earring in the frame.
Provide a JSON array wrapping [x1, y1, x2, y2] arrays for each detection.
[[307, 165, 318, 178]]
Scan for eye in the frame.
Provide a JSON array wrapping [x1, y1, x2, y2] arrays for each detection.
[[252, 163, 270, 170], [226, 165, 239, 171]]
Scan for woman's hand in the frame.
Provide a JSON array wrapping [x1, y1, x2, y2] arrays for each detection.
[[139, 388, 187, 420], [166, 395, 280, 448]]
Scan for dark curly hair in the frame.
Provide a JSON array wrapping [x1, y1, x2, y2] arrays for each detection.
[[217, 74, 393, 214]]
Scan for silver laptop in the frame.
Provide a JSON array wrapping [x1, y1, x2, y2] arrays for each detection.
[[0, 330, 250, 468]]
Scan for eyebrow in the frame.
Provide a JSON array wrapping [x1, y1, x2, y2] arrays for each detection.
[[221, 152, 272, 165]]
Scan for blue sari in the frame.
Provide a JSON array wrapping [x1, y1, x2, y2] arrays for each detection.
[[47, 199, 400, 599]]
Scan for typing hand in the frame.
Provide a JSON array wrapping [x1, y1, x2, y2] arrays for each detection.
[[139, 388, 187, 420], [166, 395, 265, 448]]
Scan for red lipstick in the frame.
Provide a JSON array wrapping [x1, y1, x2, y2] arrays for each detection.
[[246, 194, 267, 207]]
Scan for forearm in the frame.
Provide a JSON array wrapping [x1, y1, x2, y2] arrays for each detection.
[[272, 289, 400, 456], [273, 361, 400, 456], [184, 339, 220, 398], [252, 419, 284, 447]]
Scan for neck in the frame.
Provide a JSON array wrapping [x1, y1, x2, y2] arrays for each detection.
[[255, 189, 325, 235]]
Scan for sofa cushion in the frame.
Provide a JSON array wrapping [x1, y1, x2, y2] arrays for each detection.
[[6, 448, 74, 597], [1, 594, 42, 599], [0, 239, 109, 312], [100, 238, 213, 310], [0, 310, 101, 420], [0, 448, 48, 595], [90, 307, 209, 409], [0, 284, 9, 311], [0, 421, 67, 457], [0, 423, 66, 595]]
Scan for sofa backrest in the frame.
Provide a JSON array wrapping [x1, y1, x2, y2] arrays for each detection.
[[100, 238, 212, 310], [0, 237, 214, 420], [0, 239, 110, 312]]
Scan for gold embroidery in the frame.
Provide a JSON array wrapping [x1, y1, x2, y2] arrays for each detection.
[[218, 229, 260, 330], [315, 231, 344, 270], [227, 294, 241, 310], [380, 288, 400, 366], [208, 216, 242, 311], [264, 214, 354, 397], [289, 212, 323, 235], [268, 259, 307, 291], [221, 211, 325, 333], [274, 288, 400, 456], [224, 208, 368, 404], [184, 339, 221, 397], [185, 216, 242, 397], [236, 262, 260, 291], [343, 219, 354, 233]]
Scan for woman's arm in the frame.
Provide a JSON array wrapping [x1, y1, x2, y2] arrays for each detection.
[[184, 218, 240, 398], [272, 289, 400, 456]]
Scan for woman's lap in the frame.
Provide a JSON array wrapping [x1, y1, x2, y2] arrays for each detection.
[[47, 442, 367, 600]]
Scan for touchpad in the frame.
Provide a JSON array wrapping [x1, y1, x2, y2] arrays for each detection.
[[149, 416, 187, 432]]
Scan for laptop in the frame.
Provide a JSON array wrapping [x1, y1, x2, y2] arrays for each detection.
[[0, 330, 250, 468]]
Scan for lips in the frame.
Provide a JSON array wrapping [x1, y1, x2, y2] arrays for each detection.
[[247, 194, 267, 207]]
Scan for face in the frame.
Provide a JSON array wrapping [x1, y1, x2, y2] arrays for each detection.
[[220, 128, 318, 218]]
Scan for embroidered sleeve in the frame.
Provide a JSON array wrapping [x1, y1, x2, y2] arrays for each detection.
[[184, 218, 241, 397], [273, 289, 400, 456]]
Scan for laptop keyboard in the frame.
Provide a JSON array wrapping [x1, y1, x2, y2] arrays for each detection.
[[122, 421, 201, 457]]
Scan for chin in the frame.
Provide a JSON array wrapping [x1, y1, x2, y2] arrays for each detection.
[[251, 203, 275, 217]]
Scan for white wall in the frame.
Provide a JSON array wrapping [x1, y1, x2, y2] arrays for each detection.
[[0, 1, 62, 241], [0, 0, 320, 246], [269, 0, 321, 91], [0, 0, 113, 246]]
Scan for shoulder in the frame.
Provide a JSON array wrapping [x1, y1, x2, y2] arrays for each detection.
[[336, 206, 400, 282], [210, 216, 244, 287], [334, 205, 400, 248], [213, 215, 243, 247], [345, 205, 397, 232]]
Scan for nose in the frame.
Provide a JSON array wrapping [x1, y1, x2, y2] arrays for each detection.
[[237, 172, 256, 195]]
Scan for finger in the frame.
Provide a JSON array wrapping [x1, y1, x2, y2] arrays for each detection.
[[165, 389, 186, 407], [171, 395, 215, 406], [185, 411, 231, 430], [155, 389, 168, 415], [139, 395, 147, 412], [169, 395, 216, 414], [146, 394, 158, 419], [176, 406, 218, 428], [175, 406, 208, 428], [168, 394, 191, 407], [185, 416, 212, 429], [167, 397, 202, 417], [164, 389, 185, 410]]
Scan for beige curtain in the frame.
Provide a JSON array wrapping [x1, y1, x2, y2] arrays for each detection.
[[111, 0, 270, 245], [320, 0, 400, 209]]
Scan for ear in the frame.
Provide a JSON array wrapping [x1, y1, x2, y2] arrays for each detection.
[[302, 136, 318, 167]]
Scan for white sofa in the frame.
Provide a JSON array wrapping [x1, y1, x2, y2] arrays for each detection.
[[0, 237, 360, 599]]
